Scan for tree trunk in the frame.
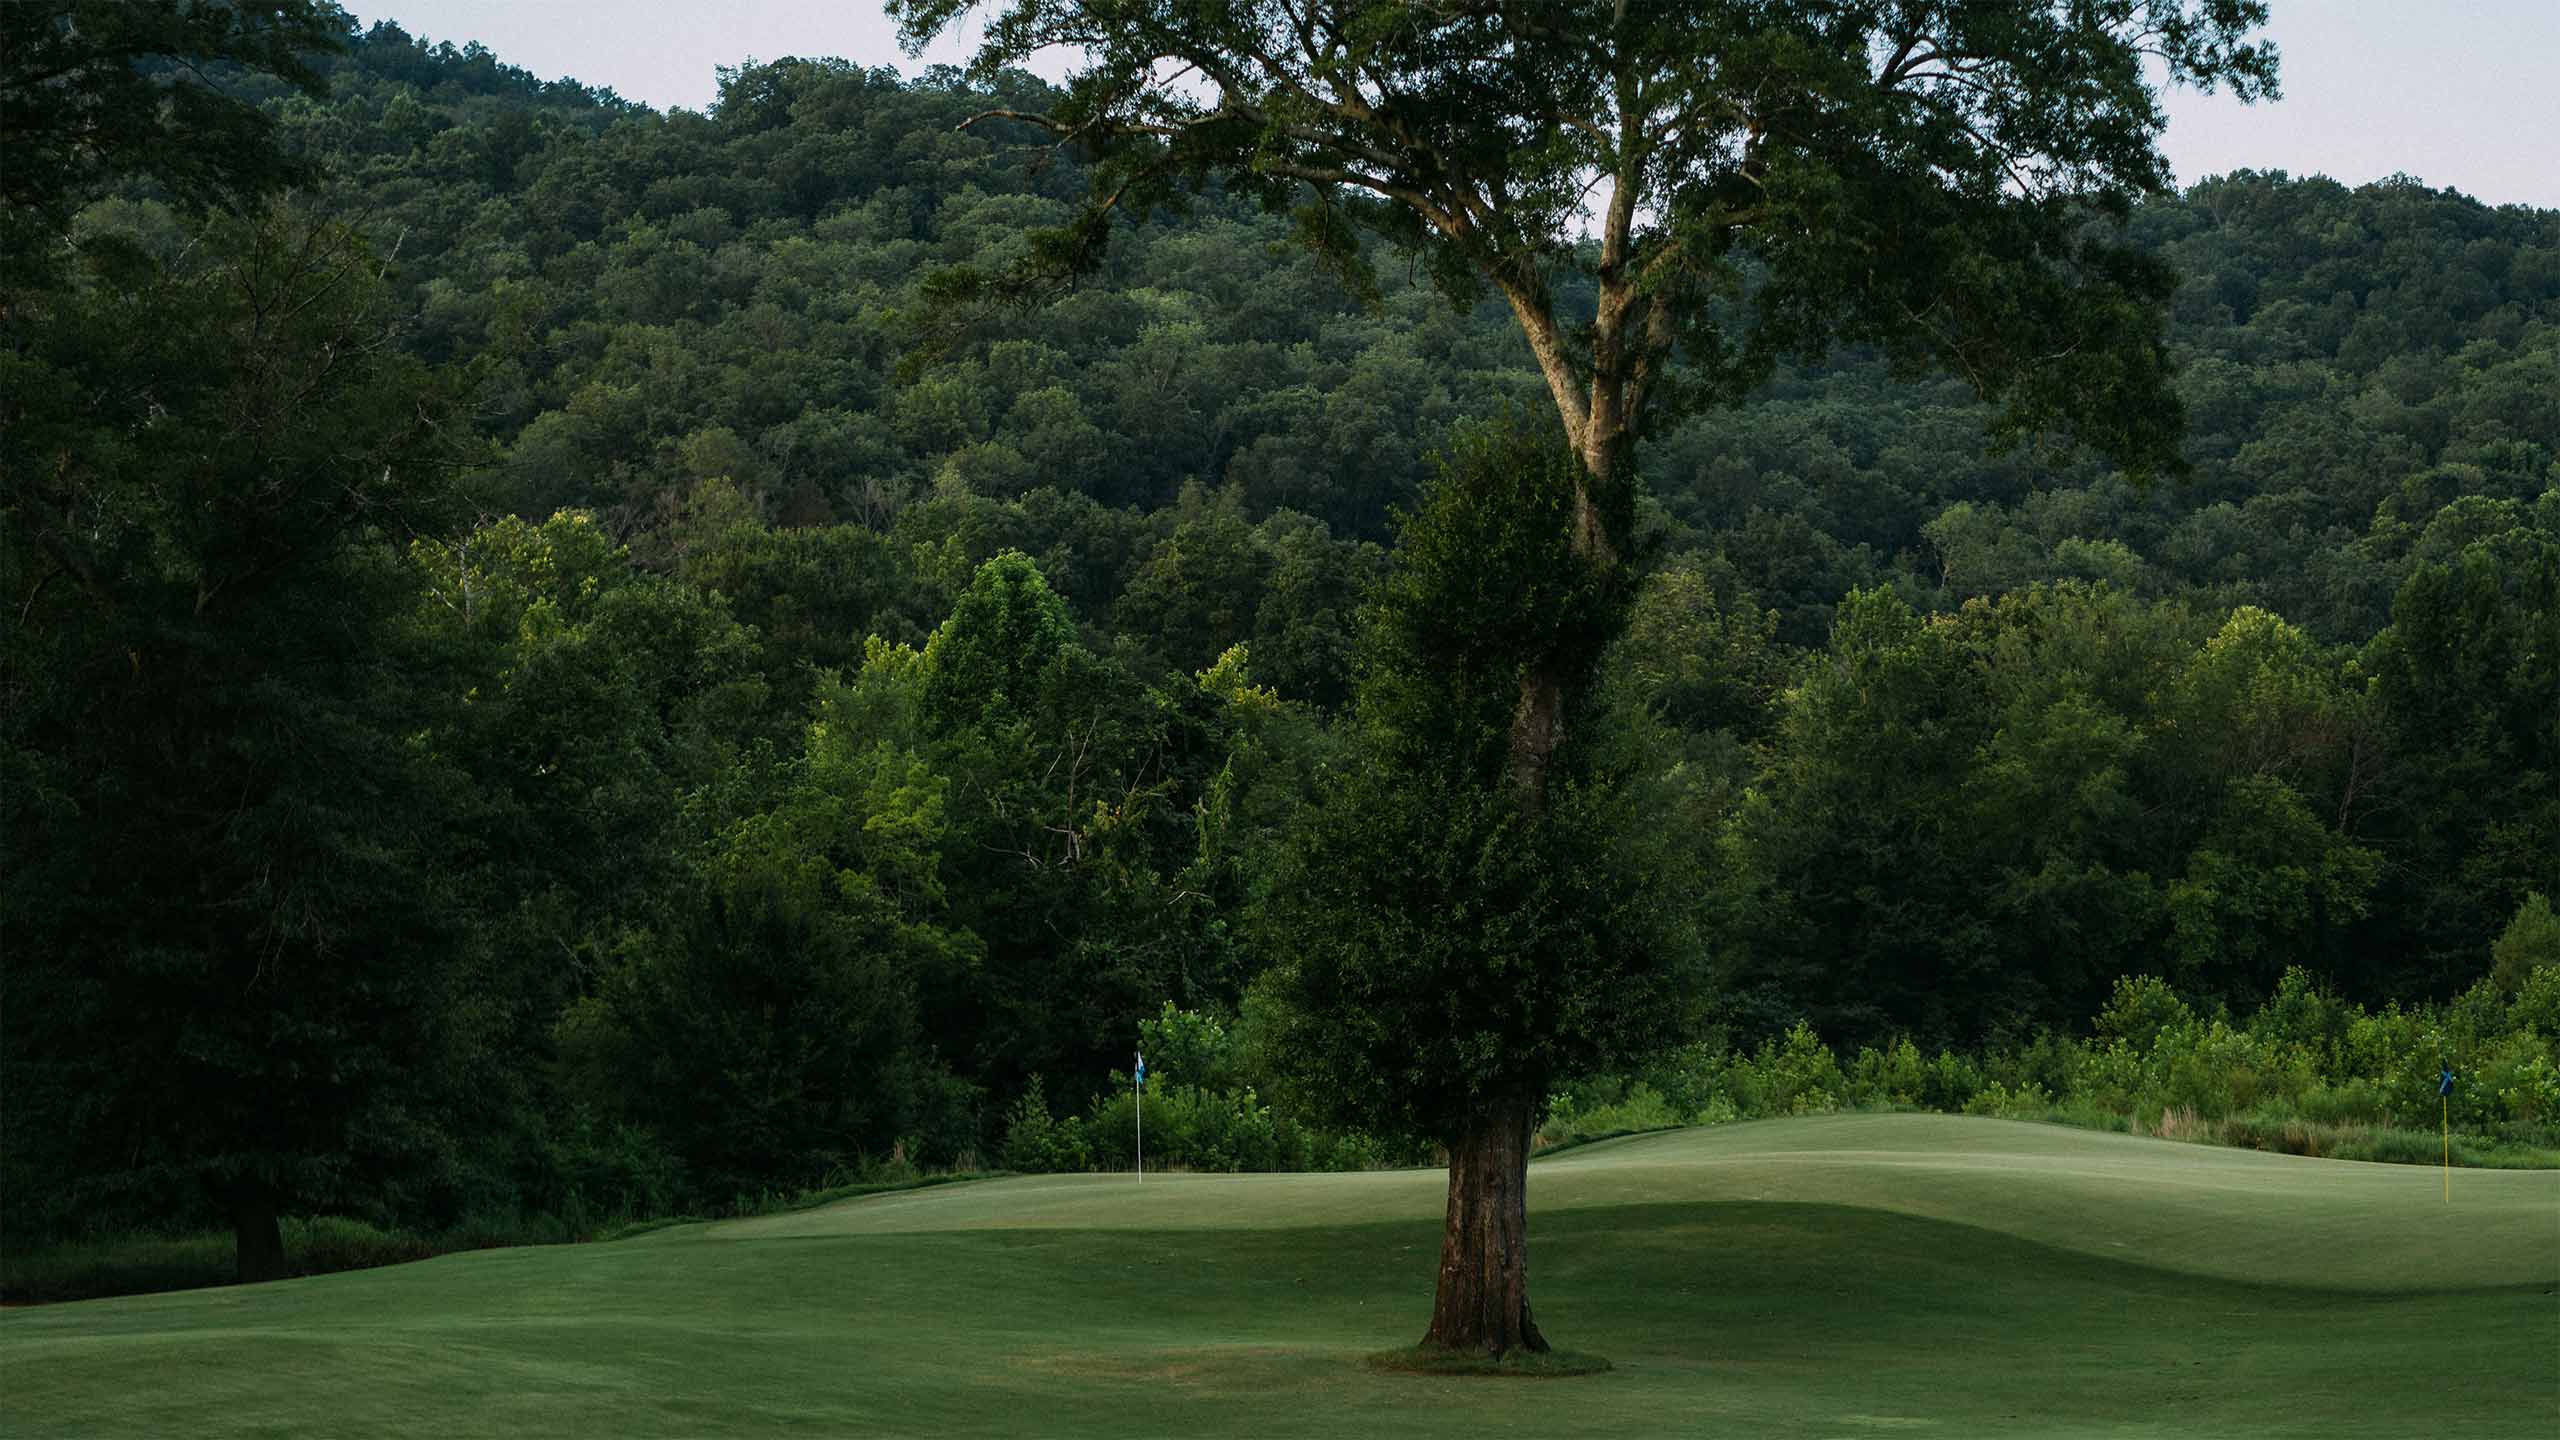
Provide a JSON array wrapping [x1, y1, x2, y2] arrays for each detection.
[[1506, 411, 1631, 813], [1422, 1093, 1548, 1356], [1430, 385, 1629, 1359], [226, 1179, 287, 1285], [1507, 660, 1567, 806]]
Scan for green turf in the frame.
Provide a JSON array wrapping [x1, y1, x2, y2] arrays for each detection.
[[5, 1115, 2554, 1437]]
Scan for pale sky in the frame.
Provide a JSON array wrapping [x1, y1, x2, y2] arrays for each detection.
[[345, 1, 2559, 209]]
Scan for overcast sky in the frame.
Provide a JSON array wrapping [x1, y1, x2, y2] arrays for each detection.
[[345, 1, 2560, 209]]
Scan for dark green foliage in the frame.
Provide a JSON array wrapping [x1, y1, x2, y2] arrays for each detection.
[[1248, 426, 1702, 1144], [1548, 964, 2560, 1169], [2492, 894, 2560, 998], [1715, 584, 2399, 1046], [919, 569, 1295, 1094], [2357, 514, 2560, 993], [1250, 770, 1700, 1141], [411, 510, 767, 989], [921, 549, 1081, 726], [0, 1, 340, 262], [168, 28, 2536, 647], [211, 33, 2551, 664], [564, 874, 930, 1201], [2, 207, 473, 1264], [996, 1007, 1419, 1174], [1356, 423, 1637, 780]]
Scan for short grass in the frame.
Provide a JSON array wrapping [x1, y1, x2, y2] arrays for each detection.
[[4, 1115, 2553, 1438]]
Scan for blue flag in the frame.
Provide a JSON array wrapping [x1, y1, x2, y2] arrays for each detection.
[[2439, 1067, 2454, 1096], [1135, 1053, 1147, 1091]]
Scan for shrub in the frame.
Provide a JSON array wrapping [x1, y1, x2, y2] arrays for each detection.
[[2483, 1038, 2560, 1126], [2250, 966, 2348, 1057], [1980, 1030, 2081, 1099], [1634, 1039, 1730, 1118], [2294, 1078, 2390, 1127], [539, 1112, 686, 1228], [2066, 1038, 2145, 1113], [2217, 1107, 2330, 1158], [1961, 1081, 2053, 1120], [1552, 1081, 1685, 1139], [1137, 1004, 1241, 1094], [2151, 1018, 2309, 1117], [2095, 975, 2193, 1052], [1848, 1038, 1927, 1107], [2514, 964, 2560, 1040], [1756, 1022, 1846, 1115], [1544, 964, 2559, 1170], [2490, 894, 2560, 997], [1001, 1076, 1089, 1173], [1918, 1049, 1984, 1112]]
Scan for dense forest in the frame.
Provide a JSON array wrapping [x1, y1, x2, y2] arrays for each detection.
[[6, 13, 2556, 1269]]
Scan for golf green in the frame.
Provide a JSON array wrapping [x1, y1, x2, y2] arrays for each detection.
[[5, 1115, 2553, 1437]]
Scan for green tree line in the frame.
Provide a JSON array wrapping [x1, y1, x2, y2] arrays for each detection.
[[4, 7, 2554, 1290]]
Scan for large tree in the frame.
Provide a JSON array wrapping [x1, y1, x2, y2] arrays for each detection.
[[1247, 421, 1701, 1359], [1, 207, 469, 1282], [895, 0, 2275, 1356]]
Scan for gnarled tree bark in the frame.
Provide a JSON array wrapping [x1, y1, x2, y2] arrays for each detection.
[[1423, 1093, 1548, 1355]]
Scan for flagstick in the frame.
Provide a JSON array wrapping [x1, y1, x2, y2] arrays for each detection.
[[2442, 1093, 2449, 1203]]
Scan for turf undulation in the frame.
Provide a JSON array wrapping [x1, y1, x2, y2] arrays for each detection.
[[5, 1115, 2554, 1437]]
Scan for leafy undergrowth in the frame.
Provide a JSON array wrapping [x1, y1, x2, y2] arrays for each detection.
[[1544, 1097, 2560, 1171], [1539, 965, 2560, 1171], [1, 1218, 445, 1307]]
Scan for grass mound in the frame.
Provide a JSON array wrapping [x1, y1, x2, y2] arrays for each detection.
[[4, 1116, 2551, 1438]]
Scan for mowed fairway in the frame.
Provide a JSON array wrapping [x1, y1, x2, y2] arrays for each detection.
[[5, 1115, 2554, 1438]]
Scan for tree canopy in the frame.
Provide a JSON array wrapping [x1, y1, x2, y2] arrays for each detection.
[[0, 1, 339, 258], [898, 0, 2277, 488]]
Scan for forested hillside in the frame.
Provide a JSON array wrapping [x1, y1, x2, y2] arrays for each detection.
[[6, 15, 2554, 1265]]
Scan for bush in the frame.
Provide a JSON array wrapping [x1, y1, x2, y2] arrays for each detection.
[[2514, 963, 2560, 1040], [1550, 963, 2559, 1170], [1755, 1022, 1846, 1115], [2293, 1078, 2390, 1127], [2250, 965, 2349, 1056], [1000, 1076, 1090, 1173], [2066, 1037, 2145, 1113], [2150, 1019, 2309, 1117], [569, 875, 937, 1206], [1847, 1038, 1927, 1107], [2482, 1036, 2560, 1126], [1138, 1003, 1241, 1094], [2096, 975, 2195, 1052], [536, 1111, 686, 1229], [1543, 1081, 1686, 1142], [1918, 1049, 1984, 1112], [1961, 1080, 2054, 1120]]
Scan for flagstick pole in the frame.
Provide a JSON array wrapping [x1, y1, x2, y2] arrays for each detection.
[[2442, 1093, 2449, 1203], [1136, 1058, 1144, 1185]]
